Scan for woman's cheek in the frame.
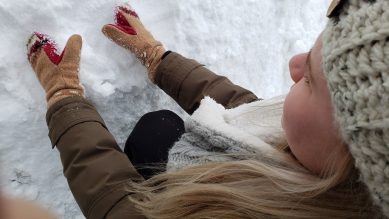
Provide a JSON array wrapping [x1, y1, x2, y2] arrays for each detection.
[[283, 101, 298, 144], [282, 84, 312, 153], [283, 86, 305, 136]]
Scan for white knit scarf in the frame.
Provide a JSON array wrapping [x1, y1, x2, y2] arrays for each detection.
[[167, 95, 287, 172]]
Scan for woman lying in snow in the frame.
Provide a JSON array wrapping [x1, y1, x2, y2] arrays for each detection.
[[26, 0, 388, 218]]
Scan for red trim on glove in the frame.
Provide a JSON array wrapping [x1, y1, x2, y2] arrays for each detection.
[[28, 32, 64, 65], [108, 24, 137, 35], [118, 6, 139, 18], [112, 10, 137, 35]]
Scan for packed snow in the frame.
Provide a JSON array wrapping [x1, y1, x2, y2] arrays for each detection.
[[0, 0, 330, 218]]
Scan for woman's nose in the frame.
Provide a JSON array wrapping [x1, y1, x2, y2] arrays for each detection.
[[289, 53, 307, 83]]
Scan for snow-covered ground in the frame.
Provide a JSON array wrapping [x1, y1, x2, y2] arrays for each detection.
[[0, 0, 330, 218]]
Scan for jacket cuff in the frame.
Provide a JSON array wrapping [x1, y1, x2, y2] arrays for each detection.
[[88, 181, 137, 219], [155, 52, 204, 100], [46, 96, 106, 148]]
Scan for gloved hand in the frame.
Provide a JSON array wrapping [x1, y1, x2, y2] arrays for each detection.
[[102, 3, 166, 82], [27, 33, 84, 108]]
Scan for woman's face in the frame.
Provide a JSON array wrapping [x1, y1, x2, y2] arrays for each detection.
[[282, 34, 346, 175]]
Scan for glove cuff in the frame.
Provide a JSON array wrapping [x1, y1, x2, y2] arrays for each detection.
[[47, 88, 85, 108], [147, 44, 166, 83]]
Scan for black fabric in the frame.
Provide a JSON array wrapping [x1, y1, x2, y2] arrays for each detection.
[[124, 110, 185, 179], [161, 50, 172, 60]]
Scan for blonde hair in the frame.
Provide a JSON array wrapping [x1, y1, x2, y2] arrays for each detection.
[[126, 143, 378, 219]]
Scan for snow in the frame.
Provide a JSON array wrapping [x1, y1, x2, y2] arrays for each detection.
[[0, 0, 330, 218]]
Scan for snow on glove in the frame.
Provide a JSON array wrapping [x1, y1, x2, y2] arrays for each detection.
[[27, 33, 84, 108], [102, 3, 166, 82]]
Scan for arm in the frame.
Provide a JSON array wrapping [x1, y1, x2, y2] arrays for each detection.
[[27, 33, 146, 219], [155, 52, 260, 114], [47, 97, 146, 219], [102, 5, 260, 115]]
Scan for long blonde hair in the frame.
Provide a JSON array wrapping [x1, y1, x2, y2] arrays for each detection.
[[126, 143, 379, 219]]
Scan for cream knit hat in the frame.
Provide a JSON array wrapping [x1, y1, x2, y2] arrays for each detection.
[[323, 0, 389, 217]]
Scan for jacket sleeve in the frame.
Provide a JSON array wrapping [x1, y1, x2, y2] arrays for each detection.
[[155, 52, 260, 114], [46, 96, 146, 219]]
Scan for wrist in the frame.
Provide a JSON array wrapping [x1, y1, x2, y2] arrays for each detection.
[[147, 45, 166, 83], [47, 88, 84, 108]]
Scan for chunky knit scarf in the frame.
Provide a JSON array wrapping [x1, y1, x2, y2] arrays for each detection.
[[167, 95, 286, 172]]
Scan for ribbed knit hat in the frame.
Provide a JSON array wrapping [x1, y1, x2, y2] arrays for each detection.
[[323, 0, 389, 217]]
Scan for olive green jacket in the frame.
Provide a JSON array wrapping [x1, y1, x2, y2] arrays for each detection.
[[46, 52, 259, 218]]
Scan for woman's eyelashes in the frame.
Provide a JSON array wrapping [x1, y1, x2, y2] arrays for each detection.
[[304, 50, 313, 85], [303, 74, 311, 85]]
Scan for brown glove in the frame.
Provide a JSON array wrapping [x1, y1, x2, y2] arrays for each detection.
[[27, 33, 84, 108], [102, 3, 166, 82]]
